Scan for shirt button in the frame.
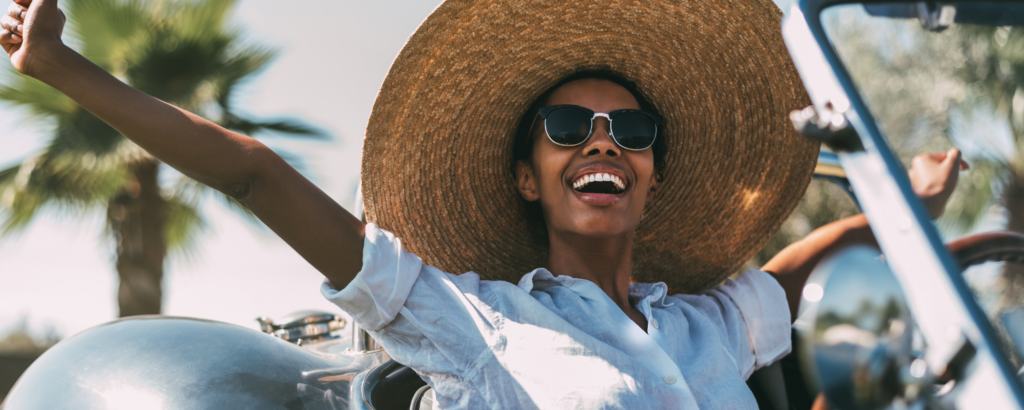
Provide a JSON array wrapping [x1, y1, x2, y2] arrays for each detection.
[[651, 319, 659, 329], [664, 376, 676, 385]]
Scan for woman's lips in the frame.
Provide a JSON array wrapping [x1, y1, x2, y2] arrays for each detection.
[[572, 190, 625, 206]]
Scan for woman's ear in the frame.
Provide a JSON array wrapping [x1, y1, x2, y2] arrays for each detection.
[[516, 160, 541, 202], [646, 172, 659, 204]]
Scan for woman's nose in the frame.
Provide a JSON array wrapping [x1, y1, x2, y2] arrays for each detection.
[[583, 117, 619, 157]]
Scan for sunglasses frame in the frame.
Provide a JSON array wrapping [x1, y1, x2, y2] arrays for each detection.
[[537, 104, 663, 151]]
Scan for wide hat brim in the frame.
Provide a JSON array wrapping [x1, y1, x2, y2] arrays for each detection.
[[362, 0, 817, 293]]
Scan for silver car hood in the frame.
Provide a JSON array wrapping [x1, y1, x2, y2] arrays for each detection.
[[2, 316, 390, 409]]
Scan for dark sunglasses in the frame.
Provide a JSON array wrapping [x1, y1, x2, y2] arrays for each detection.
[[538, 104, 663, 151]]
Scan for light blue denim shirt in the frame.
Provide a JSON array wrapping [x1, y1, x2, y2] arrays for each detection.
[[322, 223, 792, 409]]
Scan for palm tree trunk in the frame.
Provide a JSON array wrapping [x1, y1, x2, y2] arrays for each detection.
[[1003, 170, 1024, 308], [107, 160, 167, 317]]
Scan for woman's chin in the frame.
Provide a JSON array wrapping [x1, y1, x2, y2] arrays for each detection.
[[558, 218, 637, 240]]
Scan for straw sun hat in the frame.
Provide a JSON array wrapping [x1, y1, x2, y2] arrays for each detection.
[[360, 0, 818, 293]]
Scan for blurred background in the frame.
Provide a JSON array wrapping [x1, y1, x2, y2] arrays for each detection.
[[3, 0, 1021, 400]]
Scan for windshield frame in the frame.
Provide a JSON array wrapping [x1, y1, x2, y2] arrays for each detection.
[[787, 0, 1024, 406]]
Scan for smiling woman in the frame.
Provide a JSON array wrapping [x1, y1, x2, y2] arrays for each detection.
[[513, 77, 662, 328], [0, 0, 964, 408], [342, 0, 817, 406]]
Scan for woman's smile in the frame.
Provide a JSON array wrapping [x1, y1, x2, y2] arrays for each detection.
[[567, 162, 631, 207]]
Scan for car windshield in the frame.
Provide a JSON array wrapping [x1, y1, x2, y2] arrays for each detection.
[[821, 2, 1024, 366]]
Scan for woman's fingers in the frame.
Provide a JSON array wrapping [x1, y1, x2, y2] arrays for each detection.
[[1, 14, 21, 35], [1, 28, 22, 54], [940, 147, 960, 173], [9, 2, 26, 20], [936, 147, 970, 170], [8, 3, 24, 21]]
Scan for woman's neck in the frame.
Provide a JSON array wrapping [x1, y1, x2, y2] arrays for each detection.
[[546, 231, 648, 331]]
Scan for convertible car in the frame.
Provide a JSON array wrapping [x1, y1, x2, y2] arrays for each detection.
[[6, 1, 1024, 409]]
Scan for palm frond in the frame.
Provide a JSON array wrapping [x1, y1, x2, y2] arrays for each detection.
[[0, 68, 77, 119], [126, 2, 259, 107], [163, 0, 237, 41], [0, 152, 129, 234], [45, 110, 128, 157], [222, 115, 326, 139], [164, 194, 207, 260], [211, 46, 278, 112], [64, 0, 149, 71]]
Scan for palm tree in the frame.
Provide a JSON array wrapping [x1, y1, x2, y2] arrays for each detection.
[[0, 0, 321, 317]]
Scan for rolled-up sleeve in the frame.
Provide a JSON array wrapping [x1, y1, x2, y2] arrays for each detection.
[[714, 269, 792, 376], [319, 223, 497, 379], [320, 223, 422, 331]]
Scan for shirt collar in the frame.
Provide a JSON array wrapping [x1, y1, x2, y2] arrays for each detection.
[[517, 268, 576, 292], [517, 269, 673, 309], [628, 282, 674, 308]]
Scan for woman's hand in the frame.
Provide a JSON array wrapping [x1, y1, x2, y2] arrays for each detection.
[[908, 147, 969, 219], [1, 0, 66, 77]]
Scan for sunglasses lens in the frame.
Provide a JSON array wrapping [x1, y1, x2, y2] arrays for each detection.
[[545, 107, 592, 145], [611, 112, 657, 150], [610, 111, 659, 149]]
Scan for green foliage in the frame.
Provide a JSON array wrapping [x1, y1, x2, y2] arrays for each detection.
[[0, 150, 128, 234], [752, 9, 1024, 266], [823, 12, 1024, 235], [0, 75, 76, 119], [163, 186, 207, 259], [748, 178, 860, 268]]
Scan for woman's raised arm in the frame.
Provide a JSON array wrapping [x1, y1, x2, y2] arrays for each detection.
[[1, 0, 365, 288], [763, 148, 966, 322]]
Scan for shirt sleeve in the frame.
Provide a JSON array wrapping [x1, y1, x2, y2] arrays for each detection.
[[708, 269, 792, 378], [320, 223, 421, 331], [320, 223, 497, 376]]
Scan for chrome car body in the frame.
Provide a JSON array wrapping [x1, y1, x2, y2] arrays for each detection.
[[0, 315, 402, 410]]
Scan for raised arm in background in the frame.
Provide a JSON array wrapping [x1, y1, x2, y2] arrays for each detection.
[[763, 148, 967, 322], [0, 0, 365, 287]]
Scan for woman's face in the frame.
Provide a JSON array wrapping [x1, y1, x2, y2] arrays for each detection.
[[516, 79, 658, 240]]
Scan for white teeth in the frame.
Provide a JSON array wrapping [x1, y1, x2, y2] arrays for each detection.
[[572, 172, 627, 191]]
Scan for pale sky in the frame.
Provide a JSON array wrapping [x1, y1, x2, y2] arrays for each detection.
[[0, 0, 797, 340]]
